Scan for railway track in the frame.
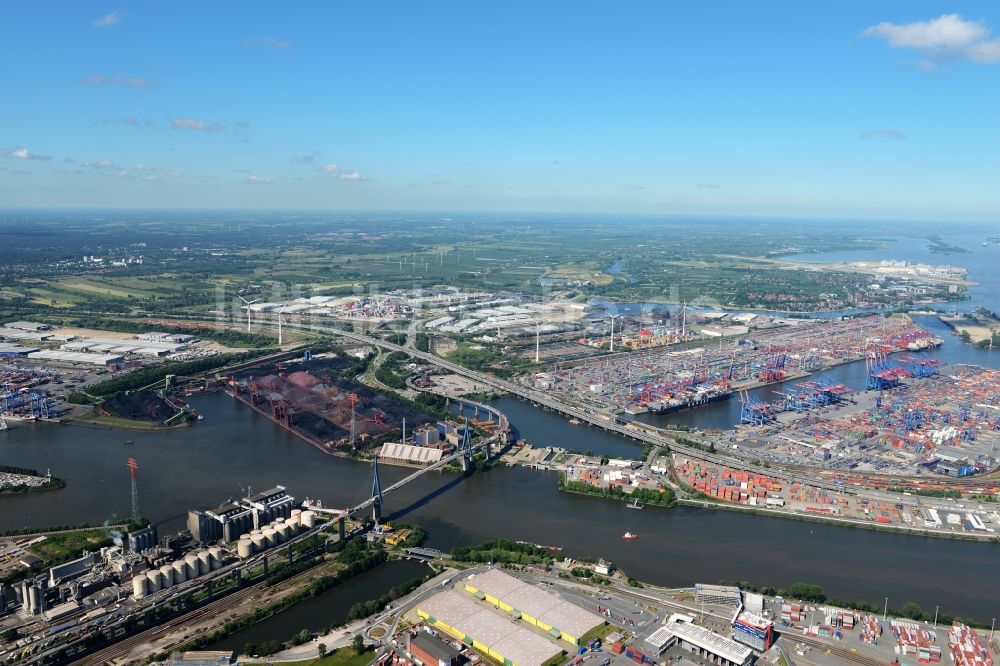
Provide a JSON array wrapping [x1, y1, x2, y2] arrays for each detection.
[[69, 566, 295, 666], [791, 633, 891, 666]]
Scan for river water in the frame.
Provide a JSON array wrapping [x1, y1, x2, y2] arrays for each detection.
[[207, 559, 430, 653], [2, 326, 1000, 620]]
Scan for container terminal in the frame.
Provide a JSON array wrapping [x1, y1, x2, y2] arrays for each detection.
[[717, 365, 1000, 478], [527, 315, 940, 416]]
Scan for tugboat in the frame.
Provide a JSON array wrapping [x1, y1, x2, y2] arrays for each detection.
[[622, 531, 639, 540]]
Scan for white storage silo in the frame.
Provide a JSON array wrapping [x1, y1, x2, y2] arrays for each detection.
[[159, 565, 174, 588], [209, 546, 224, 569], [132, 575, 148, 599], [185, 553, 202, 578], [146, 569, 162, 593], [237, 539, 253, 559], [197, 550, 213, 574], [301, 510, 315, 528], [172, 560, 188, 584]]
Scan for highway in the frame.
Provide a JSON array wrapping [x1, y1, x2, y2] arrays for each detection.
[[294, 321, 860, 494]]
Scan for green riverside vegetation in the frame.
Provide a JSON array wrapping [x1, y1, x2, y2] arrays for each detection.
[[558, 473, 676, 507]]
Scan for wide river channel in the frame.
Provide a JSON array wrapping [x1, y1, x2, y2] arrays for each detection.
[[1, 316, 999, 622]]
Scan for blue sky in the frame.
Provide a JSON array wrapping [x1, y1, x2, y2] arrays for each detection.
[[1, 2, 999, 220]]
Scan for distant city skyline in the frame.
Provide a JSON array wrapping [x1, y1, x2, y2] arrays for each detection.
[[2, 2, 999, 220]]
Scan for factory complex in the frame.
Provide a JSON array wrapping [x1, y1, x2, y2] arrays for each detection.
[[243, 286, 588, 337], [1, 321, 219, 369]]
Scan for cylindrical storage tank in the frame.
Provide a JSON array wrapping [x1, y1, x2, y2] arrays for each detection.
[[28, 586, 40, 613], [280, 522, 294, 541], [146, 569, 162, 593], [301, 510, 315, 528], [159, 565, 174, 588], [250, 533, 266, 552], [185, 553, 201, 578], [237, 539, 253, 559], [272, 522, 284, 541], [197, 550, 213, 573], [262, 527, 277, 547], [290, 509, 302, 527], [209, 546, 224, 570], [251, 528, 262, 538], [172, 560, 188, 584], [132, 575, 148, 599]]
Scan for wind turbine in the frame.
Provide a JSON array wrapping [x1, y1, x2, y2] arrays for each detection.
[[608, 313, 621, 353], [238, 295, 259, 333], [277, 305, 286, 346]]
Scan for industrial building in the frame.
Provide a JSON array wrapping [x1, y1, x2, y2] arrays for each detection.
[[645, 620, 754, 666], [187, 486, 294, 543], [60, 336, 189, 356], [463, 568, 605, 646], [695, 583, 742, 606], [407, 631, 462, 666], [417, 590, 564, 666], [4, 321, 52, 332], [48, 552, 98, 586], [127, 525, 159, 552], [732, 611, 775, 651], [0, 343, 38, 356], [379, 442, 445, 465], [27, 350, 123, 367]]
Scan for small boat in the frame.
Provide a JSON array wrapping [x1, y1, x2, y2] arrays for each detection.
[[622, 531, 639, 540], [123, 440, 134, 445], [627, 499, 643, 510]]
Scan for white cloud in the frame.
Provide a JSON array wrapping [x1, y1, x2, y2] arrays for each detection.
[[82, 159, 119, 170], [320, 163, 339, 173], [245, 175, 273, 185], [242, 36, 293, 50], [83, 74, 156, 90], [292, 153, 319, 165], [103, 116, 153, 127], [143, 175, 159, 182], [170, 117, 224, 132], [861, 129, 907, 140], [339, 170, 364, 181], [862, 14, 1000, 65], [1, 147, 52, 161], [92, 10, 123, 27]]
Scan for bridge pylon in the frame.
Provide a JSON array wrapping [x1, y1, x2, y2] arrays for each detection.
[[371, 455, 383, 523], [461, 417, 473, 473]]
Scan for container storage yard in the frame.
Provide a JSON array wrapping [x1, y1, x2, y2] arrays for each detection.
[[528, 315, 940, 416], [720, 366, 1000, 477], [673, 455, 1000, 536]]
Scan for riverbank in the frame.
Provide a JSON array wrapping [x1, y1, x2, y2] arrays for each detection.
[[675, 497, 1000, 543], [0, 466, 65, 495]]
